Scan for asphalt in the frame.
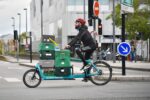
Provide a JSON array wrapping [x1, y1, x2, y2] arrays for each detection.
[[1, 55, 150, 81]]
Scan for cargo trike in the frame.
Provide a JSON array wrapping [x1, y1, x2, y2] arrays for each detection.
[[23, 57, 112, 88], [23, 36, 112, 88]]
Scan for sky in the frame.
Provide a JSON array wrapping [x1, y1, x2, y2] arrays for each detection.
[[0, 0, 31, 36]]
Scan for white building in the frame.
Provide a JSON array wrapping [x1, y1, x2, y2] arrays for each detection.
[[30, 0, 121, 52]]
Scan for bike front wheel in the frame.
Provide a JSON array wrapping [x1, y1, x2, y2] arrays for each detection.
[[23, 69, 41, 88], [89, 61, 112, 85]]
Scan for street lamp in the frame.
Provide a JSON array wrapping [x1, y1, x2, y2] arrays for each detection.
[[17, 13, 21, 62], [24, 8, 28, 45], [17, 13, 21, 37], [11, 17, 16, 56], [41, 0, 43, 37], [11, 17, 15, 30]]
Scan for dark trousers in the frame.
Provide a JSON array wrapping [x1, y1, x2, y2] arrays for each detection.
[[75, 46, 95, 66]]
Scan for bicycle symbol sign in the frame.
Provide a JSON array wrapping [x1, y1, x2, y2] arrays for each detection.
[[117, 42, 131, 56]]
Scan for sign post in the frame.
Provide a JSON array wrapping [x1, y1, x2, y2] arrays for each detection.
[[117, 42, 131, 75], [120, 0, 134, 75], [92, 0, 100, 61]]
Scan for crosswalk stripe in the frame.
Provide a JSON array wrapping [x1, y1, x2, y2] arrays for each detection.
[[4, 78, 21, 82]]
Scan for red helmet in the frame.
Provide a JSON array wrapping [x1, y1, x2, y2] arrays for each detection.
[[75, 18, 86, 25]]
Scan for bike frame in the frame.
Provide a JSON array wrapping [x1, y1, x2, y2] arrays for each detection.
[[35, 59, 102, 80]]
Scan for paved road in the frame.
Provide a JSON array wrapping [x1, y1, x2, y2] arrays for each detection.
[[0, 61, 150, 100]]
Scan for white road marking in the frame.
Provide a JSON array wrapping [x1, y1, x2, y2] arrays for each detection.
[[4, 78, 21, 82], [0, 76, 2, 79], [8, 67, 23, 70]]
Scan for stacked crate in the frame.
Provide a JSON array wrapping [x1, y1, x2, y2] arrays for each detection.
[[38, 35, 72, 77], [54, 50, 72, 76], [38, 35, 55, 76]]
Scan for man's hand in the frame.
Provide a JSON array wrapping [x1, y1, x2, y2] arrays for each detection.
[[65, 45, 71, 49]]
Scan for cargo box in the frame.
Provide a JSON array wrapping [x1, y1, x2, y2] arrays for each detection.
[[39, 50, 55, 60], [55, 50, 70, 67], [38, 60, 54, 67], [39, 43, 55, 51], [42, 35, 55, 43], [54, 67, 72, 76]]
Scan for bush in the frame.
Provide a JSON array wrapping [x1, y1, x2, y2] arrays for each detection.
[[0, 55, 7, 61]]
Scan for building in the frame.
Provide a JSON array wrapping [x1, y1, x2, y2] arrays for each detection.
[[30, 0, 121, 52]]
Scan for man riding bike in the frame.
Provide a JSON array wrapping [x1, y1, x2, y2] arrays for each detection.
[[65, 18, 97, 81]]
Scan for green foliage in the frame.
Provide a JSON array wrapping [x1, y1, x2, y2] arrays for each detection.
[[0, 40, 3, 54], [19, 32, 27, 43], [107, 0, 150, 40], [0, 55, 7, 61]]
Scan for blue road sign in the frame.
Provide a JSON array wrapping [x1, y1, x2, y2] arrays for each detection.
[[117, 42, 131, 56]]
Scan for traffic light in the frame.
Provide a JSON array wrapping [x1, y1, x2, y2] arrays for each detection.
[[88, 0, 94, 26], [14, 30, 18, 40], [98, 18, 102, 35]]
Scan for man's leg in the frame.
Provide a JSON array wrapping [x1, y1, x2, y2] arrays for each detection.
[[81, 47, 95, 82], [75, 48, 87, 66]]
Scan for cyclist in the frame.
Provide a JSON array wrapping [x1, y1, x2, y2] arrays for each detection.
[[65, 18, 97, 81]]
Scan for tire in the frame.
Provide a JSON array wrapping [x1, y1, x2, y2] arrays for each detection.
[[89, 61, 112, 85], [23, 69, 41, 88]]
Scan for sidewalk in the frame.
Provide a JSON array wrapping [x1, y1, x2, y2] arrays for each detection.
[[3, 55, 150, 81]]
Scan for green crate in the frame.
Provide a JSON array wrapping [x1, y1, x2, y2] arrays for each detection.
[[54, 67, 71, 76], [39, 50, 55, 60], [43, 67, 55, 76], [39, 43, 55, 51], [55, 50, 71, 67]]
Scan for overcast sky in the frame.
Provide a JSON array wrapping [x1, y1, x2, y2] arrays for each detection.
[[0, 0, 31, 36]]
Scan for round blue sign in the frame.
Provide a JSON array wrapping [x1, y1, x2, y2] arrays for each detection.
[[117, 42, 131, 56]]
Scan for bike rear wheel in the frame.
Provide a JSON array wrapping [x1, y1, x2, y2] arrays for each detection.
[[89, 61, 112, 85], [23, 69, 41, 88]]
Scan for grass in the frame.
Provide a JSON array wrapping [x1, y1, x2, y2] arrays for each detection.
[[0, 55, 7, 62]]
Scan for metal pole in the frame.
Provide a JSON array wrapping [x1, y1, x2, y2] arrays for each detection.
[[112, 0, 116, 63], [11, 17, 15, 30], [24, 8, 28, 45], [83, 0, 86, 20], [122, 13, 126, 75], [11, 17, 17, 59], [41, 0, 43, 37], [17, 13, 21, 62], [148, 38, 150, 62], [93, 17, 97, 62], [30, 32, 32, 63]]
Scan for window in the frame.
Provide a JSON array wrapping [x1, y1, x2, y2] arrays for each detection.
[[99, 0, 109, 5], [49, 0, 53, 7], [68, 0, 86, 6]]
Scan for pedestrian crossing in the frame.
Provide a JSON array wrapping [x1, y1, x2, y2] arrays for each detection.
[[0, 76, 22, 83]]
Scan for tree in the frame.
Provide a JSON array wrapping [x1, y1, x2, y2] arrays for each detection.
[[107, 0, 150, 40], [0, 40, 3, 54]]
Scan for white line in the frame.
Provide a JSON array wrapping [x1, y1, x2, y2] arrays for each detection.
[[4, 78, 21, 82], [8, 67, 23, 70], [0, 76, 2, 79]]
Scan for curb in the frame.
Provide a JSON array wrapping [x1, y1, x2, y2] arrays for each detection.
[[111, 75, 150, 81], [111, 66, 150, 72], [19, 63, 35, 68]]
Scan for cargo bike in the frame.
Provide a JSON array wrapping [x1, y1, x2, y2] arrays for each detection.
[[23, 35, 112, 88]]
